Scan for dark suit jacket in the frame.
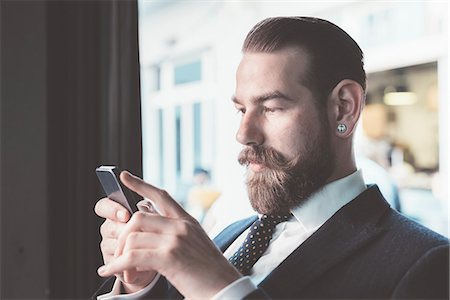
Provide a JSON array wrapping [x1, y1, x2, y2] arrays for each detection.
[[93, 185, 449, 299]]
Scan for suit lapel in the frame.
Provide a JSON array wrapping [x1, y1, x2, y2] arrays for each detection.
[[213, 215, 258, 252], [259, 185, 390, 297]]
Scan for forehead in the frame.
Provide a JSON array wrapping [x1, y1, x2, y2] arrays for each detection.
[[235, 47, 311, 100]]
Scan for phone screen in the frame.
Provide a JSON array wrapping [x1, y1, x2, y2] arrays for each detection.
[[96, 166, 138, 213]]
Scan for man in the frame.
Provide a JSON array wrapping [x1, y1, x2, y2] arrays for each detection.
[[94, 17, 449, 299]]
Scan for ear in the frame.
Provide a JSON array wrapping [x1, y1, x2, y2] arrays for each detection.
[[328, 79, 365, 138]]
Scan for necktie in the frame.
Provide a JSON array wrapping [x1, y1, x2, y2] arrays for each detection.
[[229, 213, 291, 275]]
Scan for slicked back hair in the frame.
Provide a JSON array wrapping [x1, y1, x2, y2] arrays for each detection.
[[243, 17, 367, 106]]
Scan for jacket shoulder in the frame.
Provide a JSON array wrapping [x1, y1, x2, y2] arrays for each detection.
[[382, 208, 449, 248]]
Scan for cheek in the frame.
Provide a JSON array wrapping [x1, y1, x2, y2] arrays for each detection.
[[267, 113, 323, 160], [266, 124, 309, 160], [285, 131, 310, 159]]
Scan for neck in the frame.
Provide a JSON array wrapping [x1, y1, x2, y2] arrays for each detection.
[[326, 142, 357, 184]]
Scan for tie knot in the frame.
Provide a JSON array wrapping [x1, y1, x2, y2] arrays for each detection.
[[261, 213, 292, 224], [260, 213, 291, 226]]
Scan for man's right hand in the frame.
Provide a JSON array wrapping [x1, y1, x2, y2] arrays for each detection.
[[94, 198, 158, 294]]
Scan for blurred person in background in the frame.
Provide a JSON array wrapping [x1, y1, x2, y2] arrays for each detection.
[[185, 168, 221, 222], [93, 17, 449, 299]]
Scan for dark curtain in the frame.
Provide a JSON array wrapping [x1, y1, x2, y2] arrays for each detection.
[[46, 0, 142, 298]]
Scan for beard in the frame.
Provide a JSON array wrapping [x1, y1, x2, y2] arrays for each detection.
[[238, 126, 333, 215]]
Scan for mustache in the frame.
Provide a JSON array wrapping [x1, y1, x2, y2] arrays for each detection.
[[238, 146, 292, 170]]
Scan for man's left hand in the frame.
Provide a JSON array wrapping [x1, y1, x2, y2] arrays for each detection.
[[97, 171, 242, 299]]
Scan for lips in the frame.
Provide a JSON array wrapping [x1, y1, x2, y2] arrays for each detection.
[[249, 161, 266, 172]]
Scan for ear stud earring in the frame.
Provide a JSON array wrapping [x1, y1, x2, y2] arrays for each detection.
[[337, 124, 347, 133]]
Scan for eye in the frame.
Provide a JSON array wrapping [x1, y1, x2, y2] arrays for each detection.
[[234, 105, 246, 115], [263, 106, 282, 113]]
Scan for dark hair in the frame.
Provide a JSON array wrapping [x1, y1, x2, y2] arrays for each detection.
[[243, 17, 366, 103]]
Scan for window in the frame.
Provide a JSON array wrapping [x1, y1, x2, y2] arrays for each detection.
[[193, 102, 202, 168], [140, 52, 215, 201], [158, 108, 164, 185], [174, 60, 202, 85]]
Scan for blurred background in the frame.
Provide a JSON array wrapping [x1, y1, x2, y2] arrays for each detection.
[[1, 0, 448, 298], [137, 0, 449, 237]]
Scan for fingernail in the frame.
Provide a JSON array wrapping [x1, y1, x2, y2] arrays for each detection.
[[117, 210, 127, 222], [98, 266, 106, 275]]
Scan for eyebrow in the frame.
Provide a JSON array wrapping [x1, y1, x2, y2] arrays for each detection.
[[231, 90, 296, 105]]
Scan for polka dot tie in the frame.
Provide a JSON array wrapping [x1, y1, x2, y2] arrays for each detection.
[[228, 213, 291, 275]]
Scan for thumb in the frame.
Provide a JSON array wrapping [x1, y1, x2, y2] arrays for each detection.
[[120, 171, 187, 218]]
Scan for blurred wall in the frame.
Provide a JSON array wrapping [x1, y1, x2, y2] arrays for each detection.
[[1, 1, 50, 297]]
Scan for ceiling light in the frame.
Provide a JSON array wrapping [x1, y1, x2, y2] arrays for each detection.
[[383, 85, 417, 106]]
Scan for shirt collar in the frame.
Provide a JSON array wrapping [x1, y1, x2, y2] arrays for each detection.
[[290, 169, 366, 231]]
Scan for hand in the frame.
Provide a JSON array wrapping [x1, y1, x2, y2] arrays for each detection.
[[94, 197, 158, 293], [97, 171, 242, 299]]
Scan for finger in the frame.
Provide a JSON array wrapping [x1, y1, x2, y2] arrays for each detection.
[[114, 212, 179, 257], [100, 219, 127, 239], [120, 171, 187, 218], [122, 232, 166, 255], [98, 249, 159, 277], [100, 238, 118, 262], [94, 197, 130, 222]]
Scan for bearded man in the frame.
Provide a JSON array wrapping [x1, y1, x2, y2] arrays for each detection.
[[93, 17, 449, 299]]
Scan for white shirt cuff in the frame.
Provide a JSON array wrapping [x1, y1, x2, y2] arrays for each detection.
[[97, 273, 161, 300], [211, 276, 257, 300]]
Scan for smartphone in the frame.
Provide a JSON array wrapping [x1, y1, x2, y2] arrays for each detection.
[[96, 166, 139, 214]]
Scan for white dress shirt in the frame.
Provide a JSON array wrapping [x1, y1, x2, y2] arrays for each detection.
[[99, 170, 366, 299]]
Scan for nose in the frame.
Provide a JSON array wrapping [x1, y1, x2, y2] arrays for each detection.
[[236, 112, 264, 146]]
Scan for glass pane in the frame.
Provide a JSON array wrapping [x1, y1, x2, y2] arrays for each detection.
[[175, 106, 182, 176], [174, 60, 202, 85], [193, 102, 202, 168], [158, 108, 164, 185]]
